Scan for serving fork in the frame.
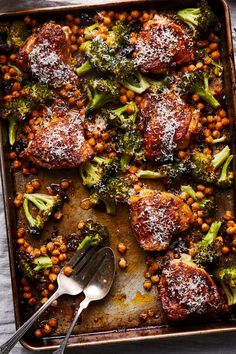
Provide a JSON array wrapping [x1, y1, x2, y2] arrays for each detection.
[[0, 244, 105, 354]]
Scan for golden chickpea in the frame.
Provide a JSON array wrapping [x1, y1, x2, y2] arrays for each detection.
[[12, 160, 22, 169], [17, 228, 25, 237], [221, 246, 230, 254], [226, 226, 236, 236], [195, 191, 204, 200], [202, 223, 210, 232], [49, 273, 57, 282], [43, 324, 52, 334], [204, 187, 213, 195], [40, 246, 47, 255], [120, 95, 128, 104], [118, 257, 127, 269], [49, 319, 58, 328], [64, 265, 73, 276], [46, 242, 54, 252], [126, 90, 135, 100], [60, 180, 70, 190], [41, 289, 49, 297], [143, 279, 152, 290], [211, 51, 220, 61], [103, 17, 111, 26], [48, 283, 55, 291], [34, 329, 42, 338], [151, 275, 160, 284], [117, 242, 127, 254], [28, 297, 36, 306], [224, 210, 234, 221], [31, 179, 41, 190], [51, 300, 58, 307]]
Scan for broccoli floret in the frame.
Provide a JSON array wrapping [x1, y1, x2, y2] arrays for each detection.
[[86, 78, 119, 110], [136, 160, 191, 181], [7, 21, 29, 48], [191, 146, 231, 184], [215, 266, 236, 305], [90, 177, 130, 215], [194, 221, 222, 267], [33, 255, 53, 271], [210, 135, 228, 144], [8, 117, 18, 145], [178, 70, 221, 108], [84, 23, 99, 40], [79, 39, 134, 80], [181, 185, 215, 217], [23, 193, 63, 235], [79, 156, 119, 188], [217, 155, 234, 189], [18, 258, 40, 280], [103, 102, 138, 128], [105, 20, 130, 49], [122, 71, 150, 94], [24, 83, 53, 102], [2, 98, 36, 121], [118, 129, 144, 172], [177, 0, 218, 38], [74, 59, 93, 77], [77, 220, 109, 250]]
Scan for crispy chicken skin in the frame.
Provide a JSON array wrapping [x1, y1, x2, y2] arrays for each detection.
[[21, 100, 94, 169], [159, 254, 228, 321], [129, 190, 194, 251], [139, 91, 199, 162], [133, 15, 196, 74], [16, 21, 78, 87]]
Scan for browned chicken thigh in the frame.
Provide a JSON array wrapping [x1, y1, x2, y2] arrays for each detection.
[[133, 15, 195, 74], [16, 21, 78, 87], [129, 190, 193, 251], [21, 100, 94, 169], [159, 254, 228, 321], [139, 91, 199, 162]]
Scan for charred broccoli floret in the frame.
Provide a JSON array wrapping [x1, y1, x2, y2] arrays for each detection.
[[24, 83, 53, 102], [23, 193, 63, 235], [79, 39, 134, 80], [181, 185, 215, 217], [85, 78, 119, 110], [79, 156, 119, 188], [177, 0, 218, 38], [2, 98, 36, 121], [90, 177, 130, 215], [136, 160, 191, 181], [122, 71, 150, 94], [103, 102, 138, 128], [191, 146, 231, 184], [33, 255, 53, 271], [105, 20, 130, 49], [216, 155, 234, 189], [77, 220, 109, 250], [74, 59, 92, 77], [178, 70, 221, 108], [118, 129, 144, 172], [7, 21, 29, 48], [215, 266, 236, 305], [194, 221, 222, 267]]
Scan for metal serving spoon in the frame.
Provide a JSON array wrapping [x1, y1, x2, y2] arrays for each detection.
[[0, 244, 105, 354], [53, 246, 115, 354]]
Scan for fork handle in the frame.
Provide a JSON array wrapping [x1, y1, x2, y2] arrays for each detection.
[[0, 289, 63, 354], [53, 299, 90, 354]]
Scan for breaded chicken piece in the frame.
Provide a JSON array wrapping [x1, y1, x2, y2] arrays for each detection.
[[21, 100, 94, 169], [16, 21, 78, 87], [133, 15, 195, 74], [129, 190, 193, 251], [159, 254, 228, 321], [139, 91, 199, 162]]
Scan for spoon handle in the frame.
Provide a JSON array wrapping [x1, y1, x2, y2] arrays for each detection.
[[0, 289, 62, 354], [53, 299, 90, 354]]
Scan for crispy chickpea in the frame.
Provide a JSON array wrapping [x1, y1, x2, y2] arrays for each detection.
[[224, 210, 234, 221], [48, 283, 55, 291], [46, 242, 55, 252], [43, 324, 52, 334], [17, 227, 25, 237], [60, 180, 70, 190], [117, 242, 127, 254], [221, 246, 230, 254], [64, 265, 73, 276], [226, 226, 236, 236], [103, 17, 111, 26], [40, 246, 47, 255], [25, 183, 34, 193], [143, 279, 152, 290], [31, 179, 41, 190], [211, 51, 220, 61], [12, 160, 22, 169], [118, 257, 127, 269], [28, 297, 36, 306], [151, 275, 160, 284], [201, 223, 210, 232], [120, 95, 128, 104], [88, 137, 96, 147], [126, 90, 135, 100], [34, 329, 42, 338], [49, 319, 58, 328], [49, 273, 58, 282]]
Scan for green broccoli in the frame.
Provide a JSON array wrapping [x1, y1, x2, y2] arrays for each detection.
[[178, 70, 221, 108], [194, 221, 222, 267], [177, 0, 218, 38], [74, 60, 93, 77], [102, 102, 138, 128], [84, 22, 99, 40], [18, 258, 40, 280], [122, 71, 150, 94], [77, 220, 109, 250], [23, 193, 63, 235], [116, 129, 144, 172], [90, 177, 130, 215], [181, 185, 215, 217], [8, 117, 18, 145], [24, 83, 53, 102], [7, 21, 29, 48], [86, 78, 119, 110], [211, 135, 228, 144], [106, 20, 130, 49], [215, 266, 236, 305], [79, 156, 119, 188], [191, 146, 231, 184], [216, 155, 234, 189], [2, 98, 36, 121], [33, 255, 53, 271]]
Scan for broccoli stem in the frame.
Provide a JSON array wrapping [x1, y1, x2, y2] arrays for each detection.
[[136, 169, 165, 179], [122, 72, 150, 94], [23, 198, 37, 228], [212, 145, 230, 169], [218, 155, 233, 183], [104, 200, 117, 215], [195, 77, 221, 109], [199, 221, 222, 247], [33, 255, 52, 271], [212, 135, 227, 144], [74, 60, 92, 77], [8, 117, 18, 145], [24, 193, 52, 210]]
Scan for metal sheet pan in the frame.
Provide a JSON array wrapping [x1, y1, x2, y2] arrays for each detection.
[[0, 0, 236, 350]]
